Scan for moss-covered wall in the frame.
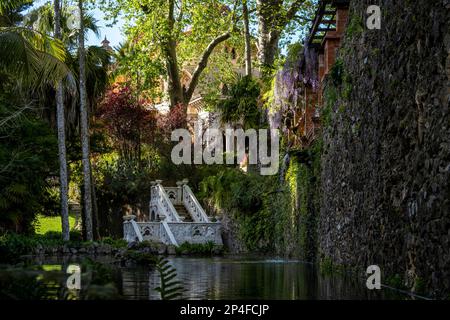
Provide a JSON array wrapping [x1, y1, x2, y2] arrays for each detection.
[[271, 141, 321, 260], [200, 139, 321, 261]]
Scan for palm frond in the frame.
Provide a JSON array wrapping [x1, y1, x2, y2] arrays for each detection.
[[23, 2, 54, 35], [0, 27, 76, 92], [84, 12, 100, 38], [0, 0, 32, 15]]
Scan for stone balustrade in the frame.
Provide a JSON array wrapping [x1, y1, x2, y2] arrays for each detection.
[[125, 179, 221, 246], [123, 220, 222, 245], [182, 184, 210, 222]]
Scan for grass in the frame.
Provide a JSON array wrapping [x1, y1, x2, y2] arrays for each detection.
[[34, 213, 77, 235]]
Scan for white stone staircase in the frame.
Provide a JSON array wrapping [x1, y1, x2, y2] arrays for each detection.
[[123, 180, 222, 246]]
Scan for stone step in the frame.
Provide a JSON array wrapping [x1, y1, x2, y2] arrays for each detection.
[[173, 205, 193, 222]]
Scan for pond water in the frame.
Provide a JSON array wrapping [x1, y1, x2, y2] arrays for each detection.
[[0, 256, 412, 300]]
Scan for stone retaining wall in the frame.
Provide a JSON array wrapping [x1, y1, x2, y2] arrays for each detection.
[[319, 0, 450, 297]]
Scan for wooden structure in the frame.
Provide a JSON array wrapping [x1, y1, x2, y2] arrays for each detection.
[[308, 0, 350, 82], [289, 0, 350, 148]]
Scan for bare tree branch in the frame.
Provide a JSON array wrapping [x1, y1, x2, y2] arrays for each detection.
[[184, 0, 239, 103], [184, 32, 231, 103], [0, 104, 33, 127]]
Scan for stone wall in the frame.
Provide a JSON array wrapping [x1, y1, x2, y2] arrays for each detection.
[[319, 0, 450, 297]]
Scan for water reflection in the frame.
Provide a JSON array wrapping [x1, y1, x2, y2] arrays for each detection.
[[1, 256, 409, 300], [130, 257, 404, 300]]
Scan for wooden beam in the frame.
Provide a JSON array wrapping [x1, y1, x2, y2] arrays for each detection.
[[318, 27, 336, 32], [331, 0, 350, 7], [308, 1, 327, 44]]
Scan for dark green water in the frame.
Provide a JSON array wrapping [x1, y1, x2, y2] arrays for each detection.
[[0, 256, 413, 300]]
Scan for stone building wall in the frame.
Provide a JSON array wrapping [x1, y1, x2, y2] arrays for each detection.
[[319, 0, 450, 297]]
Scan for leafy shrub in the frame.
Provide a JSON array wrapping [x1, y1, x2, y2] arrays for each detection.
[[100, 237, 127, 248], [0, 105, 58, 233], [200, 169, 276, 252], [0, 232, 128, 263], [218, 75, 261, 128], [175, 241, 223, 255]]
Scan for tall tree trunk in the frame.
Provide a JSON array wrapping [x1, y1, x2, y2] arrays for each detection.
[[256, 0, 281, 76], [54, 0, 70, 241], [258, 31, 280, 69], [243, 0, 252, 77], [164, 40, 185, 107], [90, 165, 100, 240], [165, 0, 185, 108], [78, 0, 93, 241], [256, 0, 304, 76]]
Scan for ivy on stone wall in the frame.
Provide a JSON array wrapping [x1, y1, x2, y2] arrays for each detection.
[[200, 137, 322, 260]]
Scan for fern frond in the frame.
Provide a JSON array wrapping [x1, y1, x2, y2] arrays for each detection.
[[154, 257, 184, 300]]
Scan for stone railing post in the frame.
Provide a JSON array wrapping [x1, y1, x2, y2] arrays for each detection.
[[176, 180, 183, 204], [123, 214, 136, 222], [123, 214, 139, 242]]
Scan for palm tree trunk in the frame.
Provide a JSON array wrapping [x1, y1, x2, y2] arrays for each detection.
[[54, 0, 70, 241], [243, 0, 252, 77], [90, 163, 100, 239], [78, 0, 93, 241]]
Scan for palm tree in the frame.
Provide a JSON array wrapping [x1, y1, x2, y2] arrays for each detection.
[[0, 1, 76, 235], [24, 2, 100, 51], [0, 1, 74, 89], [78, 0, 93, 241], [2, 1, 109, 240], [54, 0, 70, 241], [25, 1, 110, 240]]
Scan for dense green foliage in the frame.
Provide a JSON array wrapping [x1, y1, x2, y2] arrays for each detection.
[[275, 140, 321, 260], [200, 169, 276, 252], [0, 232, 127, 263], [0, 99, 58, 233], [0, 0, 320, 258], [200, 137, 322, 258], [217, 76, 261, 128], [34, 214, 76, 235], [175, 241, 223, 256]]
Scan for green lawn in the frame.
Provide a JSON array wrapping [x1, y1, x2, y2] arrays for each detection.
[[35, 214, 77, 235]]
